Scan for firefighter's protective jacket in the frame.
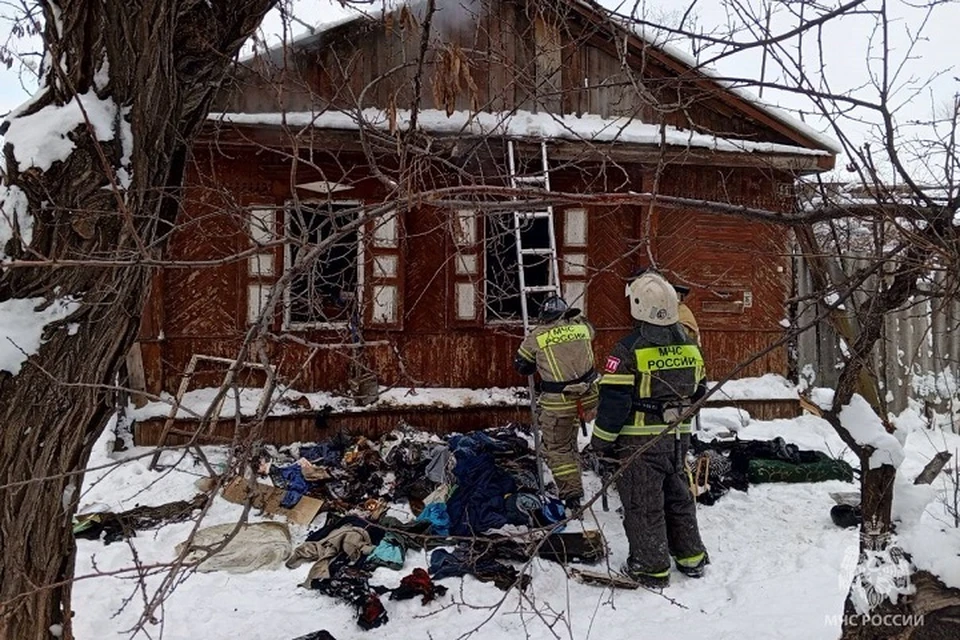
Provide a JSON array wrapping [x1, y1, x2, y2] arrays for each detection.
[[678, 303, 701, 345], [592, 323, 705, 445], [514, 314, 598, 415]]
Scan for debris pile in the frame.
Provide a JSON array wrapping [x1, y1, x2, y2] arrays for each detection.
[[224, 425, 601, 633], [689, 435, 855, 505]]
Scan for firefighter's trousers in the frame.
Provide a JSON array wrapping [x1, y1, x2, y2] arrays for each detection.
[[615, 434, 706, 575], [538, 409, 584, 499]]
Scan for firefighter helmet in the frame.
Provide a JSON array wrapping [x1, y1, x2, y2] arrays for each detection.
[[625, 272, 679, 325], [539, 295, 569, 322]]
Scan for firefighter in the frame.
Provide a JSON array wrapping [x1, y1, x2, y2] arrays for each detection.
[[514, 295, 598, 512], [674, 283, 700, 345], [590, 272, 708, 588]]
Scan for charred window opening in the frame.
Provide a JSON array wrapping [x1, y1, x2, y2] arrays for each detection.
[[485, 212, 552, 322], [285, 202, 360, 326]]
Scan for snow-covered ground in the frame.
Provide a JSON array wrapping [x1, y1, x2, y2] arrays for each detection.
[[72, 401, 960, 640]]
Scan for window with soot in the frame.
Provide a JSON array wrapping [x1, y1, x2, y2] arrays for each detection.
[[285, 201, 360, 327]]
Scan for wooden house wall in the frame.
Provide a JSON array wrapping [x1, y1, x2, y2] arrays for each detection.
[[653, 167, 794, 377], [223, 0, 800, 148], [140, 143, 793, 396]]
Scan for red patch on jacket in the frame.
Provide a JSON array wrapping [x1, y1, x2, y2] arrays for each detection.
[[603, 356, 621, 373]]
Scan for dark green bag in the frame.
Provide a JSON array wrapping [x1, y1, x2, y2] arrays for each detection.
[[748, 451, 854, 484]]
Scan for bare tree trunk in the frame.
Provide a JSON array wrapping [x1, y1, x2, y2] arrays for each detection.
[[0, 2, 274, 638]]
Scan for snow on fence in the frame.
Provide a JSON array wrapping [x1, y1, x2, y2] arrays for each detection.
[[795, 255, 960, 420]]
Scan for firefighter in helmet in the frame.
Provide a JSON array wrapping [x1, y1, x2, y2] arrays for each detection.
[[514, 295, 598, 512], [590, 272, 708, 588], [673, 283, 700, 345]]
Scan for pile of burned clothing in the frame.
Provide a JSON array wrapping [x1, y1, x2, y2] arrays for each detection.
[[284, 514, 534, 630], [255, 429, 439, 515], [74, 494, 208, 545], [266, 425, 603, 631], [254, 425, 567, 534], [690, 435, 855, 505]]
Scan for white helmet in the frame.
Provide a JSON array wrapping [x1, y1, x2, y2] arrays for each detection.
[[625, 272, 679, 325]]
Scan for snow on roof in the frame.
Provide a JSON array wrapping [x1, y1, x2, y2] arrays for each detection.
[[210, 108, 831, 157], [240, 0, 412, 65], [243, 0, 838, 154], [578, 0, 841, 154], [798, 181, 958, 223]]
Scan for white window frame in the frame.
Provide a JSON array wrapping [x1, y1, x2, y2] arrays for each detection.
[[248, 253, 275, 277], [563, 208, 588, 247], [371, 284, 398, 324], [456, 282, 478, 320], [282, 199, 365, 330], [372, 211, 399, 248], [249, 208, 275, 245], [247, 283, 273, 325]]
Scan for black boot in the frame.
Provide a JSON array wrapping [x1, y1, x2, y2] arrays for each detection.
[[675, 551, 709, 578], [621, 560, 669, 589]]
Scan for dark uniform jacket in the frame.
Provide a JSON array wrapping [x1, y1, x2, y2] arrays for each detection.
[[592, 322, 705, 446]]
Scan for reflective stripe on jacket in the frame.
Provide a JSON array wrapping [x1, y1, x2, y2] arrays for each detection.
[[592, 323, 705, 442], [516, 315, 598, 413]]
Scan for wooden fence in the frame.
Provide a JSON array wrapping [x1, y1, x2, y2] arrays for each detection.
[[794, 256, 960, 417]]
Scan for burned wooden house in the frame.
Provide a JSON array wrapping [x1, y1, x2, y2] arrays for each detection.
[[132, 0, 837, 442]]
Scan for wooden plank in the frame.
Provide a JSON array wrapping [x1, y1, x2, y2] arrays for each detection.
[[472, 0, 492, 112], [133, 397, 799, 447], [487, 0, 506, 111], [503, 0, 518, 110], [134, 404, 530, 446], [534, 15, 562, 113], [124, 342, 148, 408]]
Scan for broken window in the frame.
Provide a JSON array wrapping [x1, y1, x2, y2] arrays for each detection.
[[285, 201, 360, 327], [484, 212, 553, 322]]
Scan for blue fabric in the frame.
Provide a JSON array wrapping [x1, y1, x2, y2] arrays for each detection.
[[428, 548, 472, 580], [504, 492, 544, 526], [415, 502, 451, 536], [278, 465, 310, 508], [298, 442, 343, 466], [447, 432, 515, 456], [540, 499, 566, 524], [538, 499, 567, 533], [428, 547, 525, 591], [366, 537, 404, 570], [445, 450, 516, 536]]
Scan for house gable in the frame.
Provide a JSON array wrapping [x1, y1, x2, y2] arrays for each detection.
[[220, 0, 833, 156]]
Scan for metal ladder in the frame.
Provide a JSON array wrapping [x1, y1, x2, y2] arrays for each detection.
[[506, 139, 562, 332], [506, 139, 561, 494]]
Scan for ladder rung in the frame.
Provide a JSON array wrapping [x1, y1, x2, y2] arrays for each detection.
[[523, 285, 561, 294], [515, 211, 551, 219], [521, 248, 554, 256], [514, 175, 546, 184]]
